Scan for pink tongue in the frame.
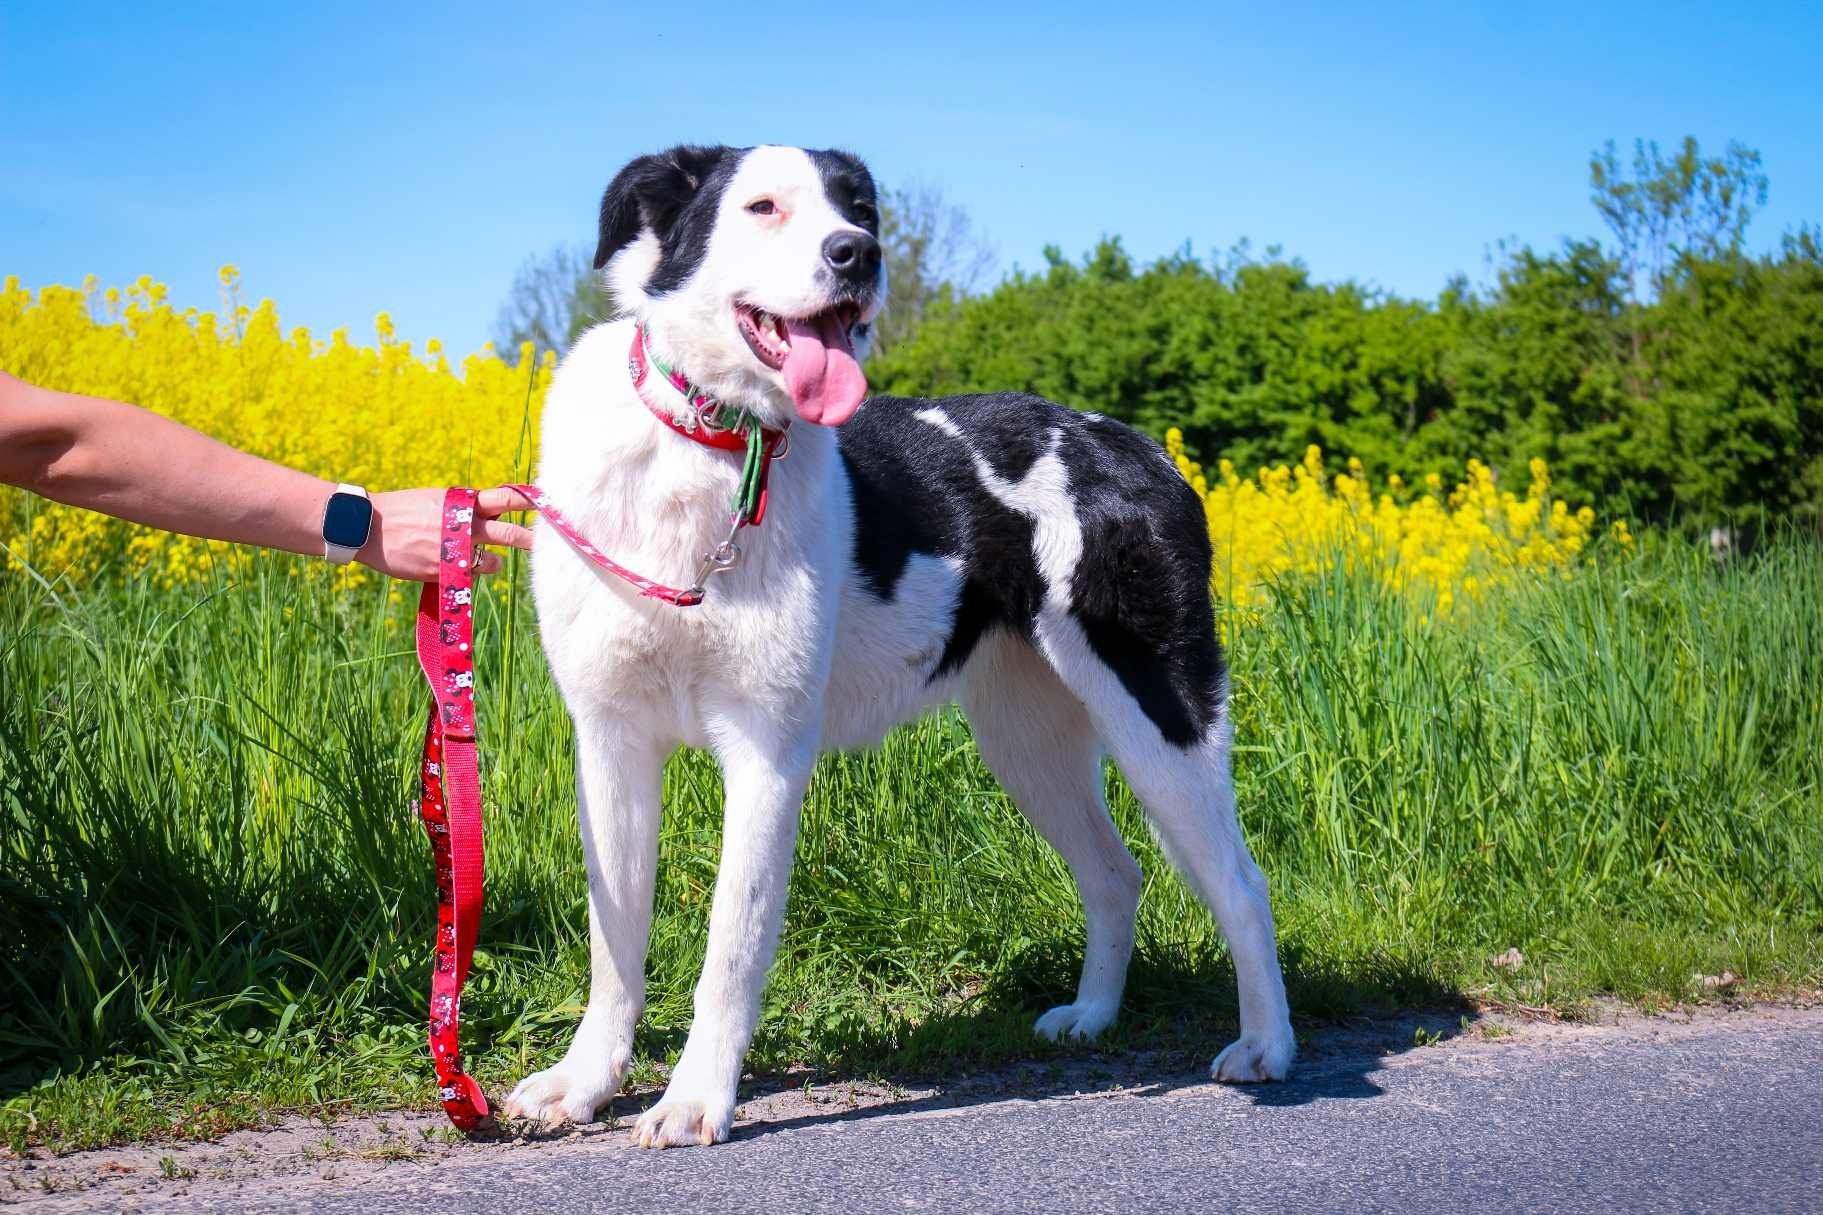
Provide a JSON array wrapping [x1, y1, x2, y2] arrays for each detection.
[[781, 312, 866, 425]]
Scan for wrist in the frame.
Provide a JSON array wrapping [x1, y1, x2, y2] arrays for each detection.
[[353, 490, 394, 570]]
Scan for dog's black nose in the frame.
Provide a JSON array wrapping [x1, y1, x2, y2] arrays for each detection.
[[822, 231, 881, 284]]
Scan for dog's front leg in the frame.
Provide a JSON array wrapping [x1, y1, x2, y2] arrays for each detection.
[[633, 713, 815, 1148], [504, 716, 665, 1128]]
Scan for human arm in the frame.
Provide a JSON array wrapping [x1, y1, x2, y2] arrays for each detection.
[[0, 369, 532, 580]]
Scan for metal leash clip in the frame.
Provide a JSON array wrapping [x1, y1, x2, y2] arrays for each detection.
[[684, 516, 746, 600]]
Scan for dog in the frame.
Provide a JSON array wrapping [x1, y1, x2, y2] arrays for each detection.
[[504, 144, 1295, 1147]]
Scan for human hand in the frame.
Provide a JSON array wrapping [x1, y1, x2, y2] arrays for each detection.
[[357, 486, 537, 581]]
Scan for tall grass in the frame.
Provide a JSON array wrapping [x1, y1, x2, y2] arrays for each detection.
[[2, 537, 1819, 1149]]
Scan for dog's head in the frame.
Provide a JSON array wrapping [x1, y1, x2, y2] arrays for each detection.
[[594, 144, 886, 428]]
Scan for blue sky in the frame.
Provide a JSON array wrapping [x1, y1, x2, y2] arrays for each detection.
[[3, 2, 1818, 355]]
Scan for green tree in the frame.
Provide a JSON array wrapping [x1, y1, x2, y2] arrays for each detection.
[[1440, 239, 1636, 511], [871, 184, 995, 356], [491, 243, 608, 356], [1638, 231, 1823, 526], [1590, 136, 1768, 303]]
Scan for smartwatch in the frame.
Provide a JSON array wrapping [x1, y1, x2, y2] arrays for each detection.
[[322, 484, 374, 565]]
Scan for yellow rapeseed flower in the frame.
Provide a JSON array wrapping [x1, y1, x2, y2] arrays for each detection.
[[1163, 428, 1616, 613]]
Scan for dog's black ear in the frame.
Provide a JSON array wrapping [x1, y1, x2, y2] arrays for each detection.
[[593, 145, 732, 270]]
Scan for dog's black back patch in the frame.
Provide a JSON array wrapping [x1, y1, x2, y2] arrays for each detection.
[[838, 394, 1223, 747], [1063, 416, 1223, 746]]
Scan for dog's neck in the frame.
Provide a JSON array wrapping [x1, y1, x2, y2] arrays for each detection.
[[633, 322, 789, 452], [631, 324, 721, 430], [636, 317, 795, 432]]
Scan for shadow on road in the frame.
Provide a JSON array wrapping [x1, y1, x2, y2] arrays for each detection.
[[561, 938, 1481, 1142], [594, 1005, 1480, 1144]]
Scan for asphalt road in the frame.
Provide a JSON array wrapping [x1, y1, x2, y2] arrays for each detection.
[[25, 1009, 1822, 1213]]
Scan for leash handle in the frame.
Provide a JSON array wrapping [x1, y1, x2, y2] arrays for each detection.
[[413, 487, 493, 1132]]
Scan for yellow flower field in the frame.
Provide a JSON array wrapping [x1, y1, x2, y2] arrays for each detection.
[[1166, 431, 1629, 612], [1, 271, 551, 588], [1, 273, 1622, 601]]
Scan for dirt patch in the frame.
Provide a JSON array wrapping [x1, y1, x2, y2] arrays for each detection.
[[7, 1000, 1820, 1212]]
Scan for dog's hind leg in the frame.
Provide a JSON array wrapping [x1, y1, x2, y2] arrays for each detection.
[[961, 632, 1140, 1042], [1035, 623, 1295, 1083], [1124, 707, 1294, 1081], [632, 705, 817, 1149], [503, 716, 665, 1127]]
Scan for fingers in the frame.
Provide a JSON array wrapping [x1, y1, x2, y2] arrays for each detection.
[[458, 486, 536, 574], [479, 518, 534, 550], [477, 485, 537, 516]]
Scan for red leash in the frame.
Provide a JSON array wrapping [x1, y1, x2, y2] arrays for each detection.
[[500, 484, 709, 606], [413, 488, 493, 1131], [416, 485, 699, 1131], [411, 388, 783, 1128]]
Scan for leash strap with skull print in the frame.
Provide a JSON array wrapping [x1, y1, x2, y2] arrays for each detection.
[[412, 487, 494, 1132]]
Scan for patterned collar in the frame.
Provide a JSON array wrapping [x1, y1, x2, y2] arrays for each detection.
[[628, 325, 785, 454]]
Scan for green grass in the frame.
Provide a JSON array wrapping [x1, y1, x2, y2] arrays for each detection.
[[2, 536, 1820, 1152]]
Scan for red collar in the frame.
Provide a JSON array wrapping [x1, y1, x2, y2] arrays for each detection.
[[628, 326, 787, 455]]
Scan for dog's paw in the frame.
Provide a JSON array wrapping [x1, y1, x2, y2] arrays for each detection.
[[632, 1097, 733, 1149], [502, 1052, 628, 1128], [1210, 1026, 1296, 1084], [1033, 1001, 1119, 1042]]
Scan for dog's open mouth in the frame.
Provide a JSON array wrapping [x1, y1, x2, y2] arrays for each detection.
[[735, 302, 867, 426]]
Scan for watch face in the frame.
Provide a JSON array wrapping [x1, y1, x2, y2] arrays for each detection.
[[323, 492, 374, 549]]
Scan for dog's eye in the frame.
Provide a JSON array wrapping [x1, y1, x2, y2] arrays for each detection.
[[852, 202, 876, 222], [746, 199, 777, 216]]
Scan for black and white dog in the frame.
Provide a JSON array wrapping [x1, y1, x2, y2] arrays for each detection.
[[506, 144, 1295, 1147]]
